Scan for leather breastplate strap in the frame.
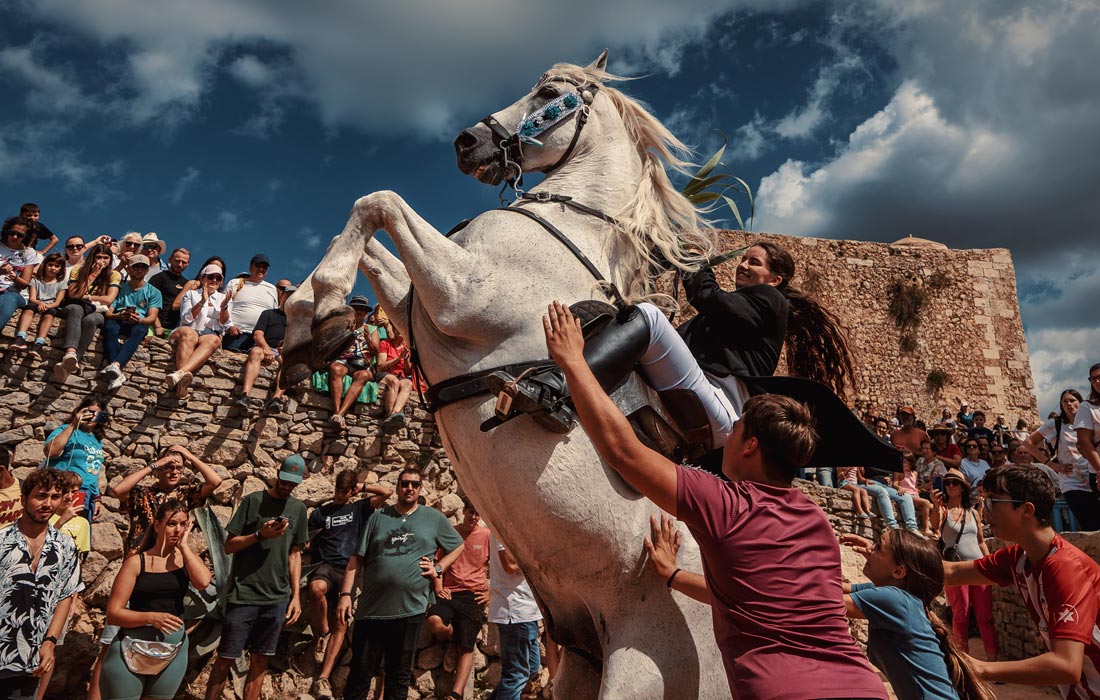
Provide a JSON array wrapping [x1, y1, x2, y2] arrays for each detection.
[[408, 206, 622, 413]]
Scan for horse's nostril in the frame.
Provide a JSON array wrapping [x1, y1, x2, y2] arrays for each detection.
[[454, 128, 480, 151]]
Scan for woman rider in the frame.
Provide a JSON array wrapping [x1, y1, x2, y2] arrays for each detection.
[[490, 240, 897, 470]]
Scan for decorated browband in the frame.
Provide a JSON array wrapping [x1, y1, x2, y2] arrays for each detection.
[[515, 91, 583, 146]]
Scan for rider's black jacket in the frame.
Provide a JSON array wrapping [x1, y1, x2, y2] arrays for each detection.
[[676, 266, 789, 379]]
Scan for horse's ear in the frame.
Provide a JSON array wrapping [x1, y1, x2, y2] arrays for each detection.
[[587, 49, 609, 72]]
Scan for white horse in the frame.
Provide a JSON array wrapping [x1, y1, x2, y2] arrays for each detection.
[[283, 51, 729, 699]]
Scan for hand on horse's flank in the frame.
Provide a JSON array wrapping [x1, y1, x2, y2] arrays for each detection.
[[543, 301, 585, 369]]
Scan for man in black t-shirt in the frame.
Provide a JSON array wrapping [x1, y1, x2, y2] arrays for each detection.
[[306, 469, 392, 700], [148, 248, 191, 332], [236, 279, 295, 412]]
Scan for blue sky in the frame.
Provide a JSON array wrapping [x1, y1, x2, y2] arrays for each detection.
[[1, 0, 1097, 412]]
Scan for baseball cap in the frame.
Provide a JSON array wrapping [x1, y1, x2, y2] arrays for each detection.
[[280, 284, 298, 294], [128, 254, 151, 267], [349, 295, 372, 309], [200, 264, 223, 277], [278, 454, 306, 483], [897, 405, 916, 416], [250, 253, 271, 266]]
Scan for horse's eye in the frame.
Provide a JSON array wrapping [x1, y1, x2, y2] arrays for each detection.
[[537, 85, 558, 99]]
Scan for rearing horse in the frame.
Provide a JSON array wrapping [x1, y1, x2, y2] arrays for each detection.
[[282, 51, 729, 699]]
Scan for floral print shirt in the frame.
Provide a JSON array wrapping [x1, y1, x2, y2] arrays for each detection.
[[124, 481, 206, 555], [0, 524, 80, 674]]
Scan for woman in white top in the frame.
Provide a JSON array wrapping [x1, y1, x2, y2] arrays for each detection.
[[1076, 363, 1100, 502], [166, 264, 228, 399], [1027, 389, 1098, 530]]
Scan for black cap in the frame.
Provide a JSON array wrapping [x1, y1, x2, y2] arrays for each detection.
[[349, 295, 372, 310], [250, 254, 270, 266]]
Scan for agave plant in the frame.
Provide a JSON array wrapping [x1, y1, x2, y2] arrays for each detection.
[[681, 136, 754, 267]]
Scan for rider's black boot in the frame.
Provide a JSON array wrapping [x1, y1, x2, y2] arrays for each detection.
[[486, 304, 650, 433]]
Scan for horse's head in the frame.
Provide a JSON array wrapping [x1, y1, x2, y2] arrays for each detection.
[[454, 50, 610, 185]]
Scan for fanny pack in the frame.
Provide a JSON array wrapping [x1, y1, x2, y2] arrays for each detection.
[[120, 637, 183, 675]]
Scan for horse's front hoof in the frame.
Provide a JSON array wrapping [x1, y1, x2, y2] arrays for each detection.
[[311, 306, 357, 369], [280, 344, 313, 389]]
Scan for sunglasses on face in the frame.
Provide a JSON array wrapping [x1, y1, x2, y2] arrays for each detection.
[[966, 445, 979, 449], [66, 243, 85, 250], [121, 241, 141, 248], [398, 479, 421, 488], [205, 274, 224, 281], [142, 244, 160, 251], [944, 481, 963, 487]]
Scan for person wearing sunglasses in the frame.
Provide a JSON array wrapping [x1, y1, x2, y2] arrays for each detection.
[[943, 465, 1100, 696], [113, 232, 144, 280], [166, 264, 229, 399], [62, 236, 85, 276], [99, 254, 162, 391], [0, 219, 42, 332], [139, 232, 167, 275], [337, 468, 465, 700], [221, 253, 278, 354]]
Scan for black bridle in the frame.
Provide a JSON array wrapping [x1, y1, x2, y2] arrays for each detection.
[[478, 79, 601, 186]]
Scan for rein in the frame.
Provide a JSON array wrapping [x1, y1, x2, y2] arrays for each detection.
[[405, 198, 623, 414]]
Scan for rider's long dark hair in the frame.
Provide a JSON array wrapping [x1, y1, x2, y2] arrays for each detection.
[[755, 241, 856, 401], [888, 530, 994, 700]]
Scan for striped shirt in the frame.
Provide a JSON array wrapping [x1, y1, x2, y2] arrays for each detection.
[[976, 535, 1100, 699]]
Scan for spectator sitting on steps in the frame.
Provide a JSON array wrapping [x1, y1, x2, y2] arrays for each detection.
[[11, 252, 67, 358], [166, 264, 228, 400], [236, 279, 295, 413], [54, 243, 120, 383], [221, 253, 278, 354], [328, 296, 380, 430], [99, 254, 162, 392], [148, 247, 191, 335], [376, 317, 414, 432]]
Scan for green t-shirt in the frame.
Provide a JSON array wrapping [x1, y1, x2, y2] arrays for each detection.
[[226, 490, 308, 605], [356, 504, 463, 620]]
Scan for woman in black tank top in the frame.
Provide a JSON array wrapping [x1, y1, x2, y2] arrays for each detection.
[[101, 499, 212, 700]]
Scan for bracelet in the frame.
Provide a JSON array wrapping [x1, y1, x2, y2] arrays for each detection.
[[666, 568, 682, 589], [338, 592, 352, 598], [254, 530, 264, 540]]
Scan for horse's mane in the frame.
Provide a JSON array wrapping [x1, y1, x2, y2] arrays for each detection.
[[541, 63, 716, 310]]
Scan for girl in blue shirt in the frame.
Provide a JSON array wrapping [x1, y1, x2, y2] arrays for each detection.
[[43, 394, 109, 520], [840, 529, 993, 700]]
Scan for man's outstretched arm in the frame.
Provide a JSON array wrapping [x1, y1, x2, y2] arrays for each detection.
[[544, 301, 678, 515]]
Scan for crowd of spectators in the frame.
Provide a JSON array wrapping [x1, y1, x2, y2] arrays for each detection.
[[0, 203, 416, 423]]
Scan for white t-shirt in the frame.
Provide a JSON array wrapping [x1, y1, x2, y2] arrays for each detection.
[[1038, 417, 1089, 491], [1074, 402, 1100, 475], [225, 279, 278, 332], [487, 533, 541, 625], [0, 243, 41, 295]]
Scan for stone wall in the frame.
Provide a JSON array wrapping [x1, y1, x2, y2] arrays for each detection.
[[0, 322, 535, 700], [705, 231, 1037, 423]]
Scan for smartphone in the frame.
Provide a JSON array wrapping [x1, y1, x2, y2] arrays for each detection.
[[273, 515, 287, 524], [120, 306, 136, 314], [71, 491, 86, 509], [932, 476, 943, 493]]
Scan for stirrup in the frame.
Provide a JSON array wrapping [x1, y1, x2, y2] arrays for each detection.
[[485, 370, 574, 434]]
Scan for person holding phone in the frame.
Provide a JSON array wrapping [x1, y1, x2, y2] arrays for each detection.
[[99, 254, 162, 391], [42, 394, 109, 524], [204, 455, 309, 700]]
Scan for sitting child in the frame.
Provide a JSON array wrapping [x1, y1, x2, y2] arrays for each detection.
[[12, 252, 67, 357], [837, 465, 874, 519], [895, 453, 935, 538]]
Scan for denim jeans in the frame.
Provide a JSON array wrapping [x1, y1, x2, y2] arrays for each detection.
[[101, 320, 146, 368], [861, 482, 918, 529], [802, 467, 835, 488], [343, 614, 423, 700], [0, 290, 27, 329], [490, 621, 541, 700]]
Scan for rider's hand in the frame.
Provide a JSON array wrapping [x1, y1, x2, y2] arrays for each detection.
[[643, 514, 681, 580], [543, 301, 585, 371]]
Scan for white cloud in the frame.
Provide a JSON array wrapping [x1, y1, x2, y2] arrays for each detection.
[[17, 0, 805, 138], [751, 0, 1100, 412], [0, 44, 88, 114], [170, 167, 200, 204], [299, 226, 322, 250], [215, 210, 242, 231]]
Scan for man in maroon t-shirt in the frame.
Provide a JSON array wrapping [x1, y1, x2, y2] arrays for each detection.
[[945, 465, 1100, 698], [543, 301, 887, 700]]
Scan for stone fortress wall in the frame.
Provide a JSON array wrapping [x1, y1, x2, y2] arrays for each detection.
[[705, 231, 1038, 422]]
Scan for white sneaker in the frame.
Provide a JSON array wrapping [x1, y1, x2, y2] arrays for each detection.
[[166, 370, 183, 388], [101, 363, 121, 379], [175, 371, 193, 398], [108, 371, 127, 391], [62, 353, 79, 373]]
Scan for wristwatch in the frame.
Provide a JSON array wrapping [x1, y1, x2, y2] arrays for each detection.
[[434, 565, 443, 577]]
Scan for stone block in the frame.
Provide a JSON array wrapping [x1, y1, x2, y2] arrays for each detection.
[[92, 522, 126, 560]]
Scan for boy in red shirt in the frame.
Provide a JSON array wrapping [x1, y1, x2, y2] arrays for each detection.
[[945, 464, 1100, 698]]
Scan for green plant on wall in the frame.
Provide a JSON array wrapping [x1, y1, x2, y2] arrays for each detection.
[[887, 279, 927, 353], [926, 369, 951, 393]]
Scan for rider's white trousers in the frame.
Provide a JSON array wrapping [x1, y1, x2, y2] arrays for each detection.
[[636, 303, 745, 449]]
